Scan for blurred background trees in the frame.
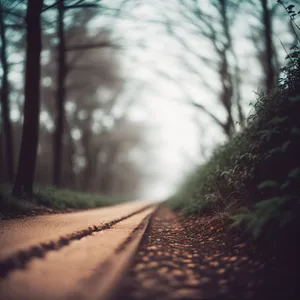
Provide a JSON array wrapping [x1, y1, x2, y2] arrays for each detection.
[[0, 0, 146, 198], [0, 0, 297, 200]]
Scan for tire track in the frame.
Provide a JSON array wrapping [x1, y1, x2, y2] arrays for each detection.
[[0, 204, 153, 278]]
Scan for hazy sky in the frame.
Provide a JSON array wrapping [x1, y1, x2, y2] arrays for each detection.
[[89, 0, 267, 200]]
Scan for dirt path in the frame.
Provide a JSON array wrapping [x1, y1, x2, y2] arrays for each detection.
[[0, 201, 156, 300], [1, 204, 298, 299], [118, 206, 273, 300], [0, 200, 152, 262]]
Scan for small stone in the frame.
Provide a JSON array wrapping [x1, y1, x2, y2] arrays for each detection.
[[199, 277, 211, 284], [185, 268, 195, 275], [148, 261, 159, 268], [134, 263, 145, 271], [172, 269, 185, 277], [142, 256, 150, 262], [217, 268, 226, 274], [209, 261, 220, 267], [148, 246, 158, 251], [186, 278, 200, 287], [172, 288, 201, 299], [158, 267, 169, 275], [221, 256, 229, 261], [142, 278, 159, 289]]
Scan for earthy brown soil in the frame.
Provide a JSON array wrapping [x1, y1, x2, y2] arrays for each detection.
[[117, 206, 296, 300]]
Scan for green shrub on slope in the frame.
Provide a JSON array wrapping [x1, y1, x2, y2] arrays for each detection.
[[169, 11, 300, 239]]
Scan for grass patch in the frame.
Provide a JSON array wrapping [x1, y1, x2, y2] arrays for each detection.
[[0, 184, 131, 219], [34, 186, 130, 210], [0, 185, 37, 218]]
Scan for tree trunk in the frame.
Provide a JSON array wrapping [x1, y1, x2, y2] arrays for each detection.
[[0, 8, 15, 182], [82, 124, 93, 191], [0, 126, 4, 183], [219, 0, 235, 138], [99, 145, 118, 194], [12, 0, 43, 197], [53, 0, 66, 187], [64, 118, 76, 188], [261, 0, 275, 93]]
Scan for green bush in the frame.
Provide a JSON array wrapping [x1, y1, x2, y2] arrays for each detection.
[[168, 4, 300, 239]]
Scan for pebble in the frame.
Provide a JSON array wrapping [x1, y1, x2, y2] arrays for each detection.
[[217, 268, 226, 275], [171, 288, 201, 299], [209, 261, 220, 267], [158, 267, 169, 275], [134, 263, 145, 272], [185, 278, 200, 287], [142, 278, 159, 289], [172, 269, 185, 277], [148, 261, 159, 268], [199, 277, 211, 284]]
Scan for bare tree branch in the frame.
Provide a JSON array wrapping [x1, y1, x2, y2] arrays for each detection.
[[66, 41, 120, 51], [192, 102, 225, 129]]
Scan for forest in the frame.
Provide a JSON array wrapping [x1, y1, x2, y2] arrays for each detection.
[[0, 0, 299, 235], [0, 0, 300, 299], [0, 0, 150, 215], [0, 0, 298, 219]]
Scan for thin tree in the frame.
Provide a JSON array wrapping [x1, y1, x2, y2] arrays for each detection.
[[0, 127, 4, 183], [247, 0, 278, 93], [53, 0, 66, 187], [0, 2, 15, 182], [12, 0, 43, 197], [51, 1, 115, 187], [261, 0, 275, 93]]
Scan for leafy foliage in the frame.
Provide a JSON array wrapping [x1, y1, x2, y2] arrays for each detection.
[[169, 2, 300, 241]]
